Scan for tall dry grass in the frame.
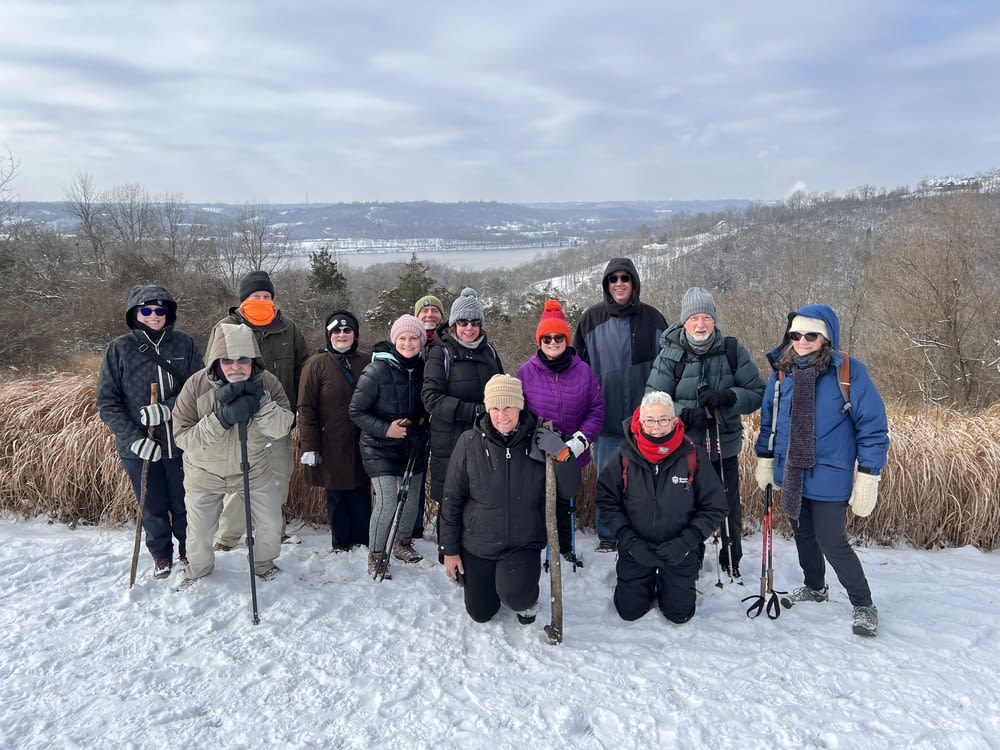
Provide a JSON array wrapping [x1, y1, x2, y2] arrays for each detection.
[[2, 375, 998, 549]]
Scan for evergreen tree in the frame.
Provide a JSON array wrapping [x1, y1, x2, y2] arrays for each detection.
[[366, 253, 448, 335]]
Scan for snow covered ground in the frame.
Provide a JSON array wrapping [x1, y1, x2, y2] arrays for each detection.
[[2, 517, 997, 749]]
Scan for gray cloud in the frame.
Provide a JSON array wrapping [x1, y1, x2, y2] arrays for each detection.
[[1, 1, 998, 203]]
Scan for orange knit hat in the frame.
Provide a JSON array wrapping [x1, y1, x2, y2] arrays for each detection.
[[535, 299, 572, 345]]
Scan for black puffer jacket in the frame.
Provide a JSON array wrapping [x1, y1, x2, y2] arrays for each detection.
[[421, 326, 503, 499], [596, 426, 726, 547], [441, 411, 581, 560], [349, 341, 428, 478], [96, 285, 204, 460]]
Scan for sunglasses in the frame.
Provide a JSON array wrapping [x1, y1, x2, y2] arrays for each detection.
[[540, 334, 566, 345], [139, 307, 166, 317], [455, 319, 482, 328], [329, 325, 353, 335], [608, 273, 631, 284], [220, 356, 252, 366], [789, 331, 822, 342]]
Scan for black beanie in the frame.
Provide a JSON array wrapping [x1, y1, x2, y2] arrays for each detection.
[[239, 270, 275, 301], [325, 310, 360, 355]]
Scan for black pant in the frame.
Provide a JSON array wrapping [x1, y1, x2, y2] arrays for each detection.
[[791, 498, 873, 607], [713, 454, 743, 572], [613, 549, 699, 624], [121, 456, 186, 559], [461, 548, 541, 623], [326, 487, 372, 548]]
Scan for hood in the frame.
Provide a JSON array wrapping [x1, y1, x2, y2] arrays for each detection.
[[765, 303, 842, 371], [205, 323, 264, 372], [125, 285, 177, 329], [601, 258, 641, 306]]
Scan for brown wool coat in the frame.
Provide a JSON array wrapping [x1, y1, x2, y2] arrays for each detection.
[[296, 349, 369, 491]]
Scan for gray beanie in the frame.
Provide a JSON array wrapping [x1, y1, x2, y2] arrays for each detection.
[[449, 287, 485, 326], [680, 287, 717, 322]]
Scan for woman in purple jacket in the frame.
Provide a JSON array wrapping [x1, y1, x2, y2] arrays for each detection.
[[517, 299, 605, 564]]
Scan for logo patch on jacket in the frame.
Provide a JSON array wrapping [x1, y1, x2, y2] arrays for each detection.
[[671, 475, 691, 485]]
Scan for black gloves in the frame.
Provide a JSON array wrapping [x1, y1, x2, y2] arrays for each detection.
[[656, 530, 701, 566], [679, 407, 713, 430], [698, 388, 737, 410], [657, 538, 693, 566], [619, 530, 660, 568], [216, 394, 262, 429], [216, 380, 261, 405]]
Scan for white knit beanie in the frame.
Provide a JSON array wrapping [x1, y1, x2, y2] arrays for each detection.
[[789, 315, 830, 342]]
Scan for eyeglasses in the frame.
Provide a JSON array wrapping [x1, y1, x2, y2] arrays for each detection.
[[329, 326, 353, 334], [455, 319, 482, 328], [139, 307, 166, 317], [220, 356, 252, 366], [789, 331, 822, 342], [608, 273, 631, 284], [540, 334, 566, 345], [640, 417, 674, 428]]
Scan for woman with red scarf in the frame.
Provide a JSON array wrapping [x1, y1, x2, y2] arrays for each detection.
[[596, 391, 726, 624]]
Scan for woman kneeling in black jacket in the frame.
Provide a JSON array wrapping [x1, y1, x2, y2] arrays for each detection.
[[441, 374, 581, 624], [597, 391, 726, 624]]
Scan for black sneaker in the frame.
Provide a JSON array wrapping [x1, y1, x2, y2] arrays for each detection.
[[153, 557, 172, 579], [596, 540, 617, 553], [516, 604, 538, 625]]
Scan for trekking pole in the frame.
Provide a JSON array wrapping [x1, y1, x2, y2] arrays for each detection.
[[764, 484, 786, 619], [713, 410, 735, 582], [712, 528, 723, 589], [742, 483, 769, 619], [237, 420, 260, 625], [568, 496, 582, 570], [542, 421, 563, 645], [129, 383, 159, 589], [375, 421, 426, 582]]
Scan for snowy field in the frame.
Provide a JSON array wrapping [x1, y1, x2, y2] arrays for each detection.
[[1, 517, 998, 750]]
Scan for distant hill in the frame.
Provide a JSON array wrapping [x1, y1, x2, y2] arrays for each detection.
[[14, 199, 755, 246]]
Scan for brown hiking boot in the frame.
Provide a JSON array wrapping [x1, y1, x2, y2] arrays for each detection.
[[392, 538, 423, 564], [213, 542, 233, 552], [368, 552, 392, 580]]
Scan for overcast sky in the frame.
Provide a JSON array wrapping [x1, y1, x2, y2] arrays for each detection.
[[2, 2, 998, 204]]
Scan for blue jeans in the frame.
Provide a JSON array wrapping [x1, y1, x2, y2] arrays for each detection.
[[593, 433, 623, 542]]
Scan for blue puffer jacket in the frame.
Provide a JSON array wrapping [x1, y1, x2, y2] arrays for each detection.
[[754, 304, 889, 502]]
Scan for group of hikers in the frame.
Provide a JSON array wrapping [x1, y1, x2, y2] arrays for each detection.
[[96, 258, 889, 637]]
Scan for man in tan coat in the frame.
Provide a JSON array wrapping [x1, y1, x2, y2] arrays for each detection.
[[173, 324, 294, 580]]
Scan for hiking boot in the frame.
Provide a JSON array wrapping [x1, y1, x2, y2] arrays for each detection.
[[368, 552, 392, 580], [332, 543, 352, 554], [392, 539, 423, 564], [153, 557, 172, 579], [178, 554, 189, 566], [596, 540, 617, 553], [852, 605, 878, 637], [516, 603, 538, 625], [213, 542, 233, 552], [256, 564, 280, 581], [780, 585, 830, 608]]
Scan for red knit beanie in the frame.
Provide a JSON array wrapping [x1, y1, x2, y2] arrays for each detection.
[[535, 299, 572, 345]]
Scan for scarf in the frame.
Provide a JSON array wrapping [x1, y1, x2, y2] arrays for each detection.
[[629, 408, 686, 464], [781, 364, 818, 521], [240, 299, 277, 327], [682, 329, 716, 357], [538, 347, 574, 374]]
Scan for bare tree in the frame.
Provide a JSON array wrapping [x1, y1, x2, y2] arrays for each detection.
[[64, 172, 109, 274]]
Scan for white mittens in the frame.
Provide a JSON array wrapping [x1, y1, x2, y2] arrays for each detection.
[[565, 431, 590, 459], [139, 403, 171, 427], [300, 451, 320, 467], [754, 457, 775, 491], [849, 471, 881, 517], [130, 437, 161, 462]]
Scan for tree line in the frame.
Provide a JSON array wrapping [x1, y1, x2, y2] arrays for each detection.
[[1, 161, 998, 410]]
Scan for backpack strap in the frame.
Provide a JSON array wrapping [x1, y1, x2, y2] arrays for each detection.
[[443, 346, 451, 379], [621, 454, 629, 494], [136, 342, 184, 382], [837, 354, 852, 414]]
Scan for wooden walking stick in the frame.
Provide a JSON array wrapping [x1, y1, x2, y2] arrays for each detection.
[[542, 421, 563, 645], [129, 383, 159, 588]]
